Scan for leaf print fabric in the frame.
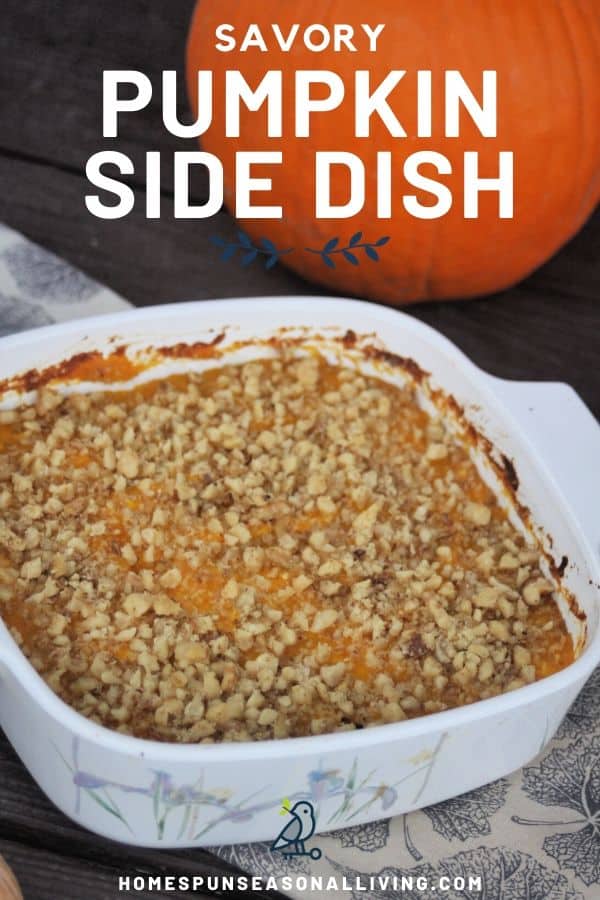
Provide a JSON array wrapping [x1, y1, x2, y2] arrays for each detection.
[[2, 241, 98, 302], [0, 290, 52, 335], [545, 829, 600, 890], [0, 223, 129, 324], [520, 737, 600, 886], [328, 847, 582, 900], [423, 781, 510, 842], [556, 668, 600, 740], [329, 819, 390, 852]]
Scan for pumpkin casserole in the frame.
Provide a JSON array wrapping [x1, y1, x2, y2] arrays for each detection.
[[0, 351, 573, 742]]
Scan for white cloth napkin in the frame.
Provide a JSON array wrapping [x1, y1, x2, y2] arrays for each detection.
[[0, 223, 129, 328], [0, 222, 597, 899]]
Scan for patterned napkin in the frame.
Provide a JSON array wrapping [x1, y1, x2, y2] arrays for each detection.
[[0, 223, 129, 329], [0, 222, 597, 899]]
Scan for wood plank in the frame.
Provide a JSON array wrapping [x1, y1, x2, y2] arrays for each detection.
[[1, 837, 262, 900], [409, 276, 600, 420], [0, 0, 206, 197], [525, 208, 600, 303], [1, 839, 195, 900]]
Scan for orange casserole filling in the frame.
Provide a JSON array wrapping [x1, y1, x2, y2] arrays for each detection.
[[0, 353, 573, 741]]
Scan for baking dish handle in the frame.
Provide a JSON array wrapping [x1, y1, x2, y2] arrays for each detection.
[[485, 377, 600, 564]]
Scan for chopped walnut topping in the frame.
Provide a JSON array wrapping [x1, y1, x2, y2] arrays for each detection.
[[0, 353, 573, 742], [116, 448, 139, 480]]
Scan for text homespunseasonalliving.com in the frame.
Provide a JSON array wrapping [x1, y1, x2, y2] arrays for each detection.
[[117, 872, 484, 893]]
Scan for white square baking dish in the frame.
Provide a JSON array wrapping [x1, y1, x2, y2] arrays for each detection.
[[0, 296, 598, 848]]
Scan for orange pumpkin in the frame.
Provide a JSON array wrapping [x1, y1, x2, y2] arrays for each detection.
[[187, 2, 600, 304], [0, 856, 22, 900]]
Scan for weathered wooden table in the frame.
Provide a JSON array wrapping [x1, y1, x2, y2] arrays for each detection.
[[0, 2, 598, 897]]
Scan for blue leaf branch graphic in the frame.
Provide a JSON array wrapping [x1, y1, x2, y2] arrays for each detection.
[[306, 234, 390, 268], [210, 232, 294, 269], [210, 231, 390, 270]]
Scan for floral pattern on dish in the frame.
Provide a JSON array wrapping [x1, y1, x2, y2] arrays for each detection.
[[53, 737, 424, 841]]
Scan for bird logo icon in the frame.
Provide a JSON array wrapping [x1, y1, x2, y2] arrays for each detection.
[[270, 800, 322, 860]]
